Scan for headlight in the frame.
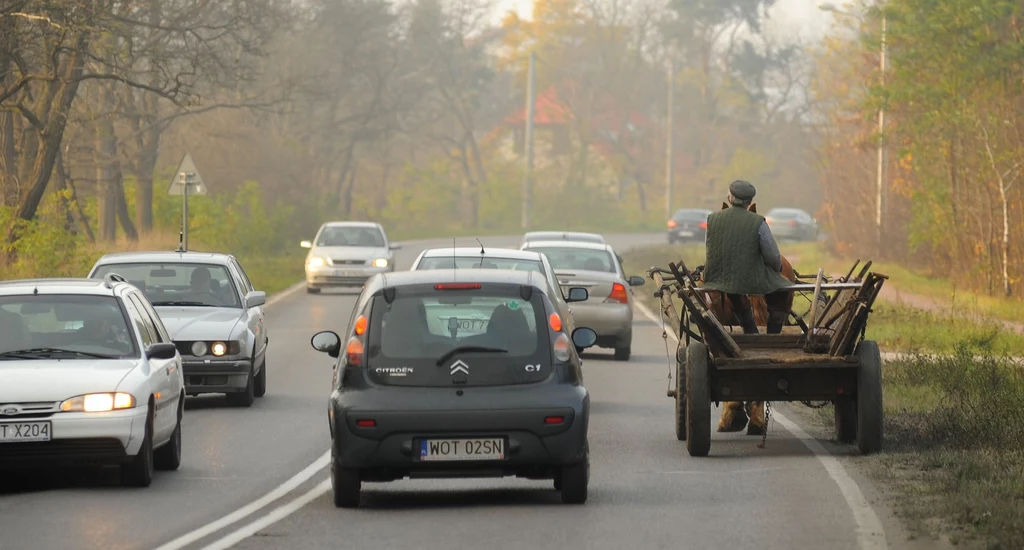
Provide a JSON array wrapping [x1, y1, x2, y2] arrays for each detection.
[[191, 341, 208, 356], [211, 341, 228, 356], [307, 257, 325, 268], [60, 392, 137, 413], [372, 258, 389, 268]]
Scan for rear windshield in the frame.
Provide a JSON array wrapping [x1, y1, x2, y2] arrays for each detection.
[[91, 262, 240, 308], [417, 256, 543, 273], [528, 246, 615, 273], [364, 286, 553, 386], [673, 210, 710, 221], [0, 295, 138, 359]]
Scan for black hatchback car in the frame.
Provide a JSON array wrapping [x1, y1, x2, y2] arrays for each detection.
[[666, 208, 712, 244], [311, 269, 599, 507]]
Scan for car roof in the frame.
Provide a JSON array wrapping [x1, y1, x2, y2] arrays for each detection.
[[366, 269, 549, 297], [92, 250, 234, 266], [522, 231, 604, 243], [321, 221, 382, 229], [420, 247, 543, 260], [766, 208, 808, 214], [674, 208, 712, 215], [523, 240, 612, 252], [0, 277, 127, 297]]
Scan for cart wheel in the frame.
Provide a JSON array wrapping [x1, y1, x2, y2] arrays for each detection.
[[855, 340, 883, 454], [833, 396, 857, 443], [685, 343, 711, 456], [674, 349, 687, 441]]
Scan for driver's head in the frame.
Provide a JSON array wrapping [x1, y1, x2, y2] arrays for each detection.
[[190, 266, 212, 292]]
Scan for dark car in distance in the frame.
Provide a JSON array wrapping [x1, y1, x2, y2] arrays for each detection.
[[311, 269, 599, 508], [667, 208, 712, 244]]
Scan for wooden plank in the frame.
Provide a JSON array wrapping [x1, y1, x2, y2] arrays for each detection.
[[715, 360, 860, 370], [717, 350, 858, 365]]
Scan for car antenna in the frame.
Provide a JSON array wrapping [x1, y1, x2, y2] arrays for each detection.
[[176, 223, 186, 253], [475, 237, 485, 268]]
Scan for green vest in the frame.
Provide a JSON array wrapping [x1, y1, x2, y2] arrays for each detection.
[[702, 206, 792, 295]]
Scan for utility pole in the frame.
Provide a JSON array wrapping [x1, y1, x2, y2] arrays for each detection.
[[875, 13, 887, 258], [666, 59, 675, 221], [181, 172, 191, 250], [521, 51, 535, 230]]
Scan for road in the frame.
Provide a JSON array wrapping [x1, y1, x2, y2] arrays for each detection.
[[0, 233, 920, 550]]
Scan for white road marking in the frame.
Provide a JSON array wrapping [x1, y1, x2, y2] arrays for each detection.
[[152, 451, 330, 550], [199, 479, 332, 550], [632, 300, 888, 550]]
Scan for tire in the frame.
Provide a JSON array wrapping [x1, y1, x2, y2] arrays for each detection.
[[306, 286, 321, 294], [154, 399, 183, 471], [614, 345, 631, 361], [685, 343, 712, 457], [254, 356, 267, 398], [856, 340, 884, 454], [560, 443, 589, 504], [330, 449, 361, 508], [121, 406, 155, 487], [833, 396, 857, 444], [667, 235, 676, 244], [226, 362, 255, 407], [674, 352, 687, 441]]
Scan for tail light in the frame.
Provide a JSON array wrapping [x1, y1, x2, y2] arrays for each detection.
[[553, 333, 571, 362], [548, 313, 563, 332], [435, 283, 481, 290], [788, 220, 797, 226], [667, 219, 677, 228], [345, 336, 365, 366], [354, 315, 368, 336], [605, 283, 629, 304], [698, 221, 707, 229]]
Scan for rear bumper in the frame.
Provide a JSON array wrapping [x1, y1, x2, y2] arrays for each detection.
[[183, 359, 250, 394], [569, 302, 632, 345], [0, 408, 148, 468], [667, 228, 706, 241]]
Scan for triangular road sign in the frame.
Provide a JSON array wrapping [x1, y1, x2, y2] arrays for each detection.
[[167, 152, 207, 196]]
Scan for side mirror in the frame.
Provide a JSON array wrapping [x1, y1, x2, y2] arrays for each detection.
[[627, 276, 645, 287], [389, 243, 401, 250], [245, 291, 267, 308], [300, 240, 312, 249], [566, 287, 589, 303], [311, 330, 342, 359], [146, 343, 178, 361], [571, 327, 598, 349]]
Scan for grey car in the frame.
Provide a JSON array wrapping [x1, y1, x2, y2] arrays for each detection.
[[409, 247, 584, 343], [520, 231, 605, 247], [521, 240, 644, 360], [667, 208, 712, 244], [764, 208, 819, 242], [310, 269, 598, 507], [302, 221, 402, 293], [88, 251, 268, 407]]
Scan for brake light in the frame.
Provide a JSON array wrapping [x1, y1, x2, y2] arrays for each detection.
[[544, 416, 564, 425], [553, 333, 571, 362], [667, 219, 677, 228], [698, 221, 707, 229], [549, 313, 563, 332], [435, 283, 482, 290], [788, 220, 797, 226], [605, 283, 629, 304], [356, 419, 376, 428], [345, 337, 364, 366], [354, 315, 368, 336]]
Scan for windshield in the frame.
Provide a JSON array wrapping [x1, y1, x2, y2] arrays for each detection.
[[0, 295, 138, 359], [90, 263, 240, 308], [364, 286, 552, 387], [316, 226, 385, 247], [528, 246, 616, 273], [417, 256, 543, 273]]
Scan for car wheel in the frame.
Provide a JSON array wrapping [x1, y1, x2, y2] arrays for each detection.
[[121, 406, 154, 487], [254, 357, 267, 398], [667, 235, 676, 244], [226, 363, 255, 407], [614, 344, 631, 361], [559, 444, 589, 504], [306, 286, 321, 294], [331, 450, 361, 508], [154, 399, 183, 471]]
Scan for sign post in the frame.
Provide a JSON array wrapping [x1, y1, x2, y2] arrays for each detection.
[[167, 152, 207, 251]]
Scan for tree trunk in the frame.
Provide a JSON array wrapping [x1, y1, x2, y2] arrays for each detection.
[[134, 122, 161, 232], [115, 169, 139, 240]]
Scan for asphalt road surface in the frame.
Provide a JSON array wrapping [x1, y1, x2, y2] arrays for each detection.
[[0, 234, 926, 550]]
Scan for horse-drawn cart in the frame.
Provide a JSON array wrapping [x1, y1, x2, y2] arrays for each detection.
[[647, 260, 888, 457]]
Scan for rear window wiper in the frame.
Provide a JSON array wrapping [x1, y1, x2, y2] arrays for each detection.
[[435, 346, 508, 366], [150, 301, 211, 307], [0, 348, 117, 359]]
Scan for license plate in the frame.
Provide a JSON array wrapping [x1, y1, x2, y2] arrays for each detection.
[[0, 421, 52, 443], [679, 231, 694, 237], [418, 438, 505, 461]]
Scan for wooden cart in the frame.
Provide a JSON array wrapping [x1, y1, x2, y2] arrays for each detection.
[[647, 260, 888, 457]]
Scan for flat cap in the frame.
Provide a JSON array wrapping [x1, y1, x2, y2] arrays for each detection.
[[729, 180, 756, 201]]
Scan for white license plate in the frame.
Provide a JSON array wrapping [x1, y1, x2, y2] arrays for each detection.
[[0, 421, 52, 443], [679, 231, 694, 237], [418, 438, 505, 461]]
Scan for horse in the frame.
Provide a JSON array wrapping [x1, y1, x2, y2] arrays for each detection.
[[692, 201, 801, 436]]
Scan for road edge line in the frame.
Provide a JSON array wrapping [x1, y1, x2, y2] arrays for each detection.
[[632, 299, 888, 550], [199, 479, 332, 550], [152, 451, 330, 550]]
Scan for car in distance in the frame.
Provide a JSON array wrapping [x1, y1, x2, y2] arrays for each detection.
[[0, 275, 184, 487], [667, 208, 712, 244], [520, 240, 644, 360], [764, 208, 819, 242], [520, 231, 605, 247], [310, 269, 598, 507], [301, 221, 401, 293], [409, 246, 584, 342], [88, 251, 268, 407]]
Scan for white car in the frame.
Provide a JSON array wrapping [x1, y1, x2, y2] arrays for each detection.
[[0, 275, 185, 487], [301, 221, 401, 293]]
